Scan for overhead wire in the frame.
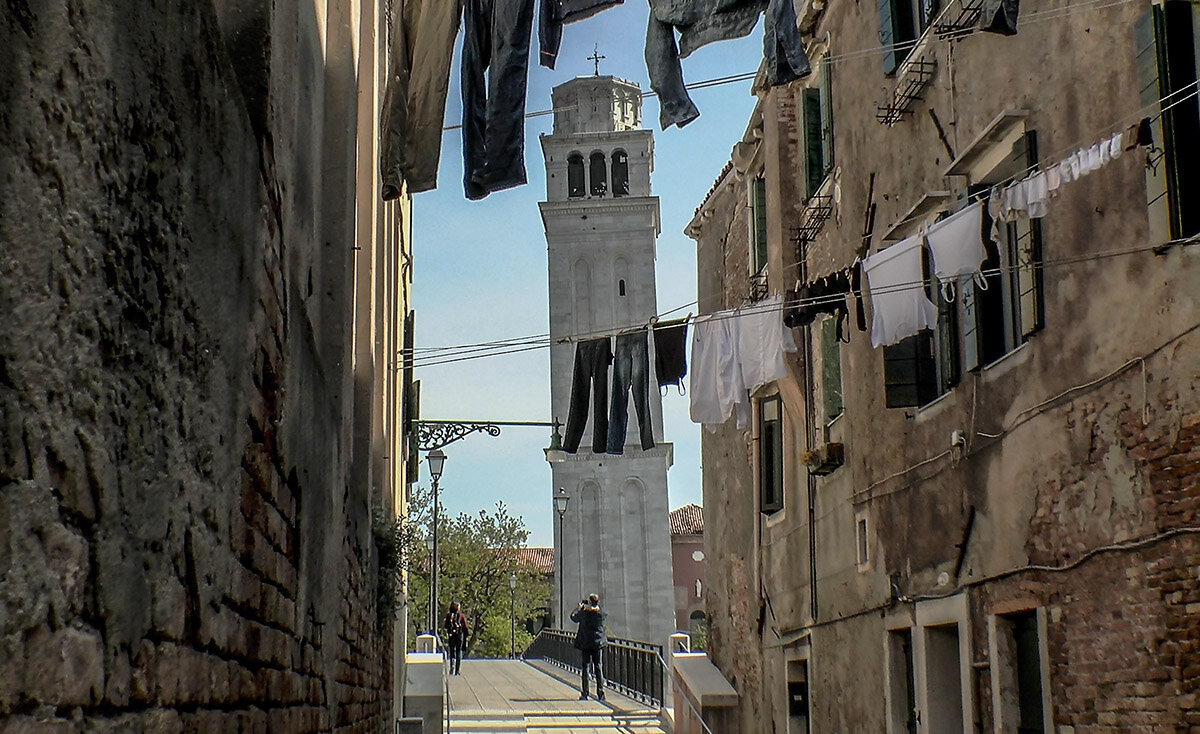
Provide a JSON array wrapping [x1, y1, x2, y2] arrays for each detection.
[[439, 0, 1138, 132], [405, 234, 1197, 369]]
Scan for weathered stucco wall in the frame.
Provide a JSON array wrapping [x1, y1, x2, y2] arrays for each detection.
[[688, 0, 1200, 729], [0, 1, 397, 730]]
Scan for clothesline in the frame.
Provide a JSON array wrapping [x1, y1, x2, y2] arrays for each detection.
[[437, 0, 1136, 133], [406, 236, 1196, 369]]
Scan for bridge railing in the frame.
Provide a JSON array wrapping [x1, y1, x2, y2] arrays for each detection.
[[524, 629, 665, 707]]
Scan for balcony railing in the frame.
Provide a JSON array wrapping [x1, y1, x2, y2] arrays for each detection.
[[524, 629, 666, 707]]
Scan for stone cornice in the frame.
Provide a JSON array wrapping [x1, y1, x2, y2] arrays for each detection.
[[549, 442, 674, 468], [539, 198, 659, 217]]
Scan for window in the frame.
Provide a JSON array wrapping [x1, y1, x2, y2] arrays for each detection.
[[589, 152, 607, 196], [992, 610, 1048, 733], [887, 629, 918, 734], [1135, 1, 1200, 240], [964, 132, 1044, 369], [611, 150, 630, 196], [820, 316, 843, 420], [883, 243, 958, 408], [688, 610, 707, 649], [801, 54, 835, 199], [878, 0, 939, 74], [750, 175, 768, 274], [787, 659, 810, 734], [567, 153, 585, 198], [618, 279, 626, 297], [758, 396, 783, 514], [855, 513, 869, 568]]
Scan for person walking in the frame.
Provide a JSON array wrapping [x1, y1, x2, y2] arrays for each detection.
[[443, 601, 469, 675], [570, 593, 607, 701]]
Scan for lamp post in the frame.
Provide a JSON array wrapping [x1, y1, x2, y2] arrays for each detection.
[[426, 448, 447, 636], [424, 534, 435, 631], [553, 488, 570, 629], [509, 572, 517, 658]]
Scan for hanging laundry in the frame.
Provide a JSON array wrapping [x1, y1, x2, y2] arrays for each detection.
[[1024, 171, 1049, 218], [1126, 117, 1152, 150], [1002, 178, 1028, 218], [738, 294, 797, 394], [850, 260, 868, 333], [863, 234, 939, 348], [539, 0, 624, 70], [646, 0, 810, 129], [608, 329, 655, 454], [924, 201, 986, 300], [689, 313, 747, 427], [763, 0, 812, 86], [1108, 131, 1124, 160], [653, 318, 689, 388], [1046, 165, 1063, 193], [980, 0, 1019, 35], [563, 337, 613, 453], [461, 0, 537, 200], [380, 0, 465, 198], [783, 271, 851, 336]]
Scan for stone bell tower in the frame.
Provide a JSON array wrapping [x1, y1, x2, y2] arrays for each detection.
[[540, 75, 675, 647]]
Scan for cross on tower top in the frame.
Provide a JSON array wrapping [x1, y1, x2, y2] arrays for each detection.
[[588, 45, 605, 76]]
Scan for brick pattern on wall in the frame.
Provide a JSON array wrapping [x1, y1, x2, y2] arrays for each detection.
[[0, 2, 391, 731]]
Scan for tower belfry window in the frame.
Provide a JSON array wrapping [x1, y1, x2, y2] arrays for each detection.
[[619, 279, 626, 296], [590, 152, 608, 196], [568, 154, 585, 198], [612, 151, 629, 196]]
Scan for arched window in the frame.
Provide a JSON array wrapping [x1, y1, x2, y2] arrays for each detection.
[[611, 150, 629, 196], [590, 152, 607, 196], [567, 153, 585, 198], [688, 610, 707, 650]]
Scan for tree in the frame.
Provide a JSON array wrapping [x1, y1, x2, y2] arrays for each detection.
[[400, 485, 550, 657]]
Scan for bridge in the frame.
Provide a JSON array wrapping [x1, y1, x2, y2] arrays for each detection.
[[444, 659, 665, 732], [403, 630, 733, 733]]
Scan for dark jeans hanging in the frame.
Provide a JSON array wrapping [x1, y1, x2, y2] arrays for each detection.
[[461, 0, 536, 200], [563, 338, 613, 453], [608, 330, 655, 454]]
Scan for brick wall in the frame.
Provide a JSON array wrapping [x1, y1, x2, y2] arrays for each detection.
[[0, 1, 392, 730]]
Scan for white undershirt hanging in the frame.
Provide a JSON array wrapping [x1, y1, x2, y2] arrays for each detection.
[[924, 201, 986, 301], [863, 234, 939, 348]]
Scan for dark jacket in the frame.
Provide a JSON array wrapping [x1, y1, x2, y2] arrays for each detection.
[[444, 611, 468, 641], [570, 605, 607, 651]]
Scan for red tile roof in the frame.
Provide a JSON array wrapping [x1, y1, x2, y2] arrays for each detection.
[[515, 547, 554, 574], [669, 504, 704, 535]]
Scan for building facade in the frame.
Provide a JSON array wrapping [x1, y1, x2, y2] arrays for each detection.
[[1, 1, 414, 730], [669, 504, 707, 644], [685, 0, 1200, 731], [541, 76, 676, 648]]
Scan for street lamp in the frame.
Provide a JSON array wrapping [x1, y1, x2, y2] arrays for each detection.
[[553, 488, 570, 629], [427, 448, 447, 638], [509, 572, 518, 658], [424, 534, 435, 632], [543, 419, 566, 463]]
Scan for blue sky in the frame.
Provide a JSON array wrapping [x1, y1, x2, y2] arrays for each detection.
[[411, 3, 763, 546]]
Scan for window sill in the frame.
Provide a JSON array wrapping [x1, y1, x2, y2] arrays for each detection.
[[914, 389, 954, 423], [980, 341, 1031, 381]]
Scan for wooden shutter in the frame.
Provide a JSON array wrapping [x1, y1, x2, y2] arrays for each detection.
[[821, 317, 844, 420], [803, 88, 825, 199], [879, 0, 916, 75], [820, 54, 835, 180], [752, 177, 768, 272], [1135, 8, 1172, 241], [759, 397, 783, 512], [1013, 132, 1044, 341], [879, 0, 898, 75]]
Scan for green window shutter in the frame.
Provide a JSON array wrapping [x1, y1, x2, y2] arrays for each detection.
[[758, 397, 783, 513], [821, 317, 844, 420], [753, 177, 768, 272], [803, 89, 824, 199], [959, 277, 980, 372], [879, 0, 916, 75], [1015, 219, 1044, 339], [820, 54, 835, 180], [1161, 1, 1200, 237], [1135, 8, 1172, 241]]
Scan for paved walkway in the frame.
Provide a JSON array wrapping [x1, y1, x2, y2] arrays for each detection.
[[445, 659, 665, 733]]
